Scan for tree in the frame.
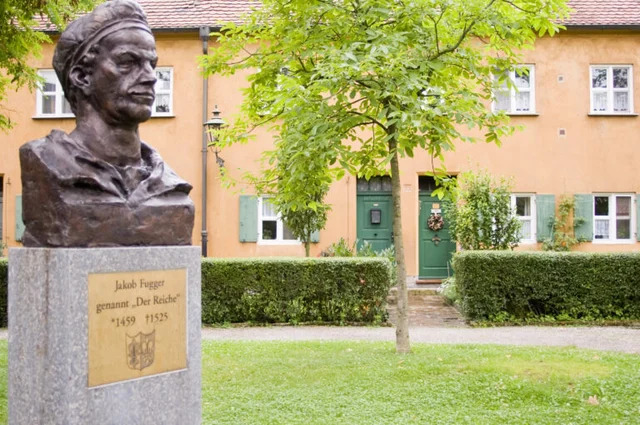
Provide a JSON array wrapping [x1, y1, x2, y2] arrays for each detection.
[[0, 0, 97, 130], [266, 136, 332, 257], [280, 201, 329, 257], [444, 170, 521, 250], [202, 0, 569, 353]]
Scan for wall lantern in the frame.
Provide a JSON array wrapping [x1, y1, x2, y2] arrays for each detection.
[[204, 105, 226, 167]]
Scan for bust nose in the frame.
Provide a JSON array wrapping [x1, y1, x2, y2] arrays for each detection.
[[140, 62, 157, 86]]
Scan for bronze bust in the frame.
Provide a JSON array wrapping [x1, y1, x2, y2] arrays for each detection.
[[19, 0, 194, 247]]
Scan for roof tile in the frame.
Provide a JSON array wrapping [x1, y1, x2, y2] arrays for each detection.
[[139, 0, 259, 29], [37, 0, 640, 31], [37, 0, 259, 31], [565, 0, 640, 26]]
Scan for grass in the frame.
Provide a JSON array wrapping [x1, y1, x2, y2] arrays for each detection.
[[1, 340, 639, 424], [202, 341, 640, 425]]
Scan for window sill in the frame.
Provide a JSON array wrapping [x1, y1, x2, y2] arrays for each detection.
[[588, 113, 638, 117], [257, 240, 302, 246], [32, 115, 75, 120], [150, 114, 175, 118], [507, 113, 539, 117], [592, 239, 636, 244]]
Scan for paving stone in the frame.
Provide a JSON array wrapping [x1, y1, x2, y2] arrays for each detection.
[[386, 288, 467, 327]]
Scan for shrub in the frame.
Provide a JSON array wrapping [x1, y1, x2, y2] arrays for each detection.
[[454, 251, 640, 321], [439, 276, 459, 306], [320, 237, 357, 257], [444, 170, 521, 250], [201, 257, 393, 324], [321, 238, 397, 282], [0, 258, 6, 327]]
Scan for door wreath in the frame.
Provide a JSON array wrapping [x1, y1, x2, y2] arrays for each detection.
[[427, 213, 444, 231]]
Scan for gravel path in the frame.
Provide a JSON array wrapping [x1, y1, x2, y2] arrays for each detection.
[[2, 326, 637, 354], [202, 326, 640, 354]]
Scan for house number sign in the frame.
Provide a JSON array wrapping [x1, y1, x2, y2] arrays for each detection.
[[87, 268, 187, 387]]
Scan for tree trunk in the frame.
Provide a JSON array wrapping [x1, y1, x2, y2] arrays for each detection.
[[304, 240, 311, 257], [389, 136, 410, 354]]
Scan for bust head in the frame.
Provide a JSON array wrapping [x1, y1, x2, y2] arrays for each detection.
[[53, 0, 158, 126]]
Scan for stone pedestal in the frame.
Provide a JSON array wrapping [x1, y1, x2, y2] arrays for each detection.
[[9, 247, 201, 425]]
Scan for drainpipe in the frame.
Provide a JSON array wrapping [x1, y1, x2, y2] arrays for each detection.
[[200, 26, 210, 257]]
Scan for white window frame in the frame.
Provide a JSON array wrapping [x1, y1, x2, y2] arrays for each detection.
[[35, 70, 74, 118], [493, 65, 536, 115], [257, 196, 300, 245], [590, 65, 634, 114], [593, 193, 635, 243], [151, 67, 174, 117], [510, 194, 536, 244]]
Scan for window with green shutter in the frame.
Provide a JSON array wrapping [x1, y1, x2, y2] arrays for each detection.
[[574, 194, 593, 241], [511, 194, 536, 243], [239, 195, 320, 244], [535, 194, 555, 242], [589, 194, 634, 242], [238, 195, 258, 242], [15, 194, 25, 242]]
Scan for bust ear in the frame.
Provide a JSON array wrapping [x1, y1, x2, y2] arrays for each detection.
[[68, 65, 92, 96]]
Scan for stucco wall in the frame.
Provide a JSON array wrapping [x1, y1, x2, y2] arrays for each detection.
[[1, 29, 639, 276]]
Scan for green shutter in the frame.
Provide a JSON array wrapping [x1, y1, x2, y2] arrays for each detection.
[[574, 194, 593, 241], [536, 194, 555, 242], [239, 195, 258, 242], [15, 195, 25, 242], [310, 230, 320, 243], [636, 195, 640, 241]]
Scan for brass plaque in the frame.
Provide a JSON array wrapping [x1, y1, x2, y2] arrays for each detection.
[[88, 269, 187, 387]]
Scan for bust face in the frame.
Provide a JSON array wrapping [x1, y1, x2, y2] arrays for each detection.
[[87, 28, 158, 126]]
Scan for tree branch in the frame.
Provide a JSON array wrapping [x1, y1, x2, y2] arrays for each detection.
[[499, 0, 540, 14], [432, 0, 498, 59], [347, 110, 388, 132]]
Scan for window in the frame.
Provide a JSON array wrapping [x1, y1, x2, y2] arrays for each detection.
[[258, 197, 298, 244], [593, 194, 634, 242], [590, 65, 633, 114], [152, 67, 173, 116], [357, 176, 392, 193], [493, 65, 535, 114], [36, 70, 73, 117], [511, 194, 536, 243]]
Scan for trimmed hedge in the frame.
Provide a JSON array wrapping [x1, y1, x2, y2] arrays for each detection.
[[202, 257, 393, 324], [0, 256, 392, 327], [454, 251, 640, 321], [0, 258, 6, 327]]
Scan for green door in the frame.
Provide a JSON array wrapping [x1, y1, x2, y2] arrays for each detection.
[[419, 195, 456, 279], [356, 194, 393, 252]]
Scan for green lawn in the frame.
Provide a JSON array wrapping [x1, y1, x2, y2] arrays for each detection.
[[202, 341, 640, 425], [1, 340, 639, 424]]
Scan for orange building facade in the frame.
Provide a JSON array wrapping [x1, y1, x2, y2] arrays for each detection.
[[1, 0, 639, 284]]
